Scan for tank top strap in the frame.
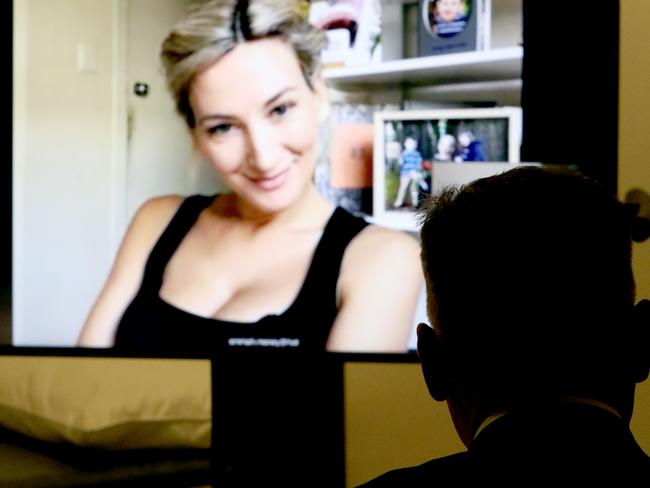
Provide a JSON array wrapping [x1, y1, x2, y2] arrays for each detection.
[[294, 207, 369, 311], [141, 194, 216, 291]]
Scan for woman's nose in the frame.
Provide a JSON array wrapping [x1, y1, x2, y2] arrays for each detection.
[[245, 123, 279, 173]]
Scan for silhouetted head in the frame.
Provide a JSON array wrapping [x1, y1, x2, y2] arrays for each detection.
[[417, 166, 649, 445]]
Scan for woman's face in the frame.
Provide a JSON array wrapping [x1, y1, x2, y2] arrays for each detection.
[[189, 38, 326, 216]]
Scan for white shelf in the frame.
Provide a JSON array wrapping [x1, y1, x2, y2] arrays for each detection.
[[405, 79, 522, 106], [323, 46, 523, 91]]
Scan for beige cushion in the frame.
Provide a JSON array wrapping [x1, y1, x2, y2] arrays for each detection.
[[0, 356, 211, 449]]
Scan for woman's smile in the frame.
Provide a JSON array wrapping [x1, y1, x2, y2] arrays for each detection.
[[246, 166, 292, 192]]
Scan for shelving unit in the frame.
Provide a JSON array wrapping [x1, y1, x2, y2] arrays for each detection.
[[323, 46, 523, 106], [317, 3, 526, 234], [323, 46, 523, 91]]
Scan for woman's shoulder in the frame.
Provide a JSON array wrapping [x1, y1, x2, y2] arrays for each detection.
[[131, 194, 185, 229], [333, 219, 423, 352], [135, 194, 186, 220], [120, 195, 187, 255], [346, 220, 421, 269]]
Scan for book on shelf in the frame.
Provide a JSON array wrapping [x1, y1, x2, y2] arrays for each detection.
[[309, 0, 382, 69], [417, 0, 491, 57]]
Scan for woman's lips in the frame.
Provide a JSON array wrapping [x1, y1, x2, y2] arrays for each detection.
[[249, 167, 290, 191]]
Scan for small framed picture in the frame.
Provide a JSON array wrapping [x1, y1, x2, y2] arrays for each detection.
[[418, 0, 491, 56], [372, 107, 522, 231]]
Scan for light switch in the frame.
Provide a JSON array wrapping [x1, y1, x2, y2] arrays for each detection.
[[77, 43, 96, 73]]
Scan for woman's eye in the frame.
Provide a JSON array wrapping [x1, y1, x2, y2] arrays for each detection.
[[271, 102, 294, 118], [207, 123, 232, 136]]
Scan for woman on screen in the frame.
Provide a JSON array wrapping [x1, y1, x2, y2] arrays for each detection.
[[77, 0, 422, 353]]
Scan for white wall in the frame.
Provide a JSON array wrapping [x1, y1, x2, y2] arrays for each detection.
[[13, 0, 221, 346], [125, 0, 212, 220], [13, 0, 127, 345]]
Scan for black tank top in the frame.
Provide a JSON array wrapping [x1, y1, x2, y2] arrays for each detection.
[[114, 195, 369, 353]]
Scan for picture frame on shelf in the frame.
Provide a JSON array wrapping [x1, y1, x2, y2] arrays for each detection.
[[373, 107, 522, 231], [418, 0, 491, 57]]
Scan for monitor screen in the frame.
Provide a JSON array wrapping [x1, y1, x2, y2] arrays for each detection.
[[9, 0, 430, 354], [5, 1, 620, 354]]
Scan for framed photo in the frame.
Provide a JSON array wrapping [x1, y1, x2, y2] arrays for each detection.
[[372, 107, 522, 231], [418, 0, 491, 57]]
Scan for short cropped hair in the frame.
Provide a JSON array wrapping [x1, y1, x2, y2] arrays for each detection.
[[419, 166, 635, 390], [161, 0, 326, 128]]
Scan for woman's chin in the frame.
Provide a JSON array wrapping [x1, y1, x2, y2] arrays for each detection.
[[238, 188, 302, 218]]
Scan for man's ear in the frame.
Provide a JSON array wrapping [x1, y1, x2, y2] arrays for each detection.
[[417, 323, 449, 402], [631, 299, 650, 383]]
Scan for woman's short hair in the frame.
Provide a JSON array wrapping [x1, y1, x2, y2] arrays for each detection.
[[161, 0, 326, 128]]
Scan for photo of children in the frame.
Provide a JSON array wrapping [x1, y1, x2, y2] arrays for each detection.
[[374, 108, 521, 231], [392, 136, 425, 209], [382, 116, 510, 212]]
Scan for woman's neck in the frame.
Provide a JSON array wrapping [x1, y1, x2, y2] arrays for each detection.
[[220, 185, 333, 231]]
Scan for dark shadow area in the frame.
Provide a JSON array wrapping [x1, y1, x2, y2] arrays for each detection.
[[211, 349, 346, 487], [1, 2, 11, 345], [521, 1, 619, 193]]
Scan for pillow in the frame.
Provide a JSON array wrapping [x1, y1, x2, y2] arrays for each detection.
[[0, 356, 211, 449]]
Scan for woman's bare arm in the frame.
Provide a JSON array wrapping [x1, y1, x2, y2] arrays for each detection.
[[327, 226, 424, 353], [77, 196, 183, 347]]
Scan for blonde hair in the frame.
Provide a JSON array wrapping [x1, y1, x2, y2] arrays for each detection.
[[161, 0, 326, 127]]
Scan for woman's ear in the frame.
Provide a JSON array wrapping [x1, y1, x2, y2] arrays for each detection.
[[417, 322, 450, 402]]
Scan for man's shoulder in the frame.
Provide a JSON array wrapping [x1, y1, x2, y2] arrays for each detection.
[[357, 452, 468, 487]]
